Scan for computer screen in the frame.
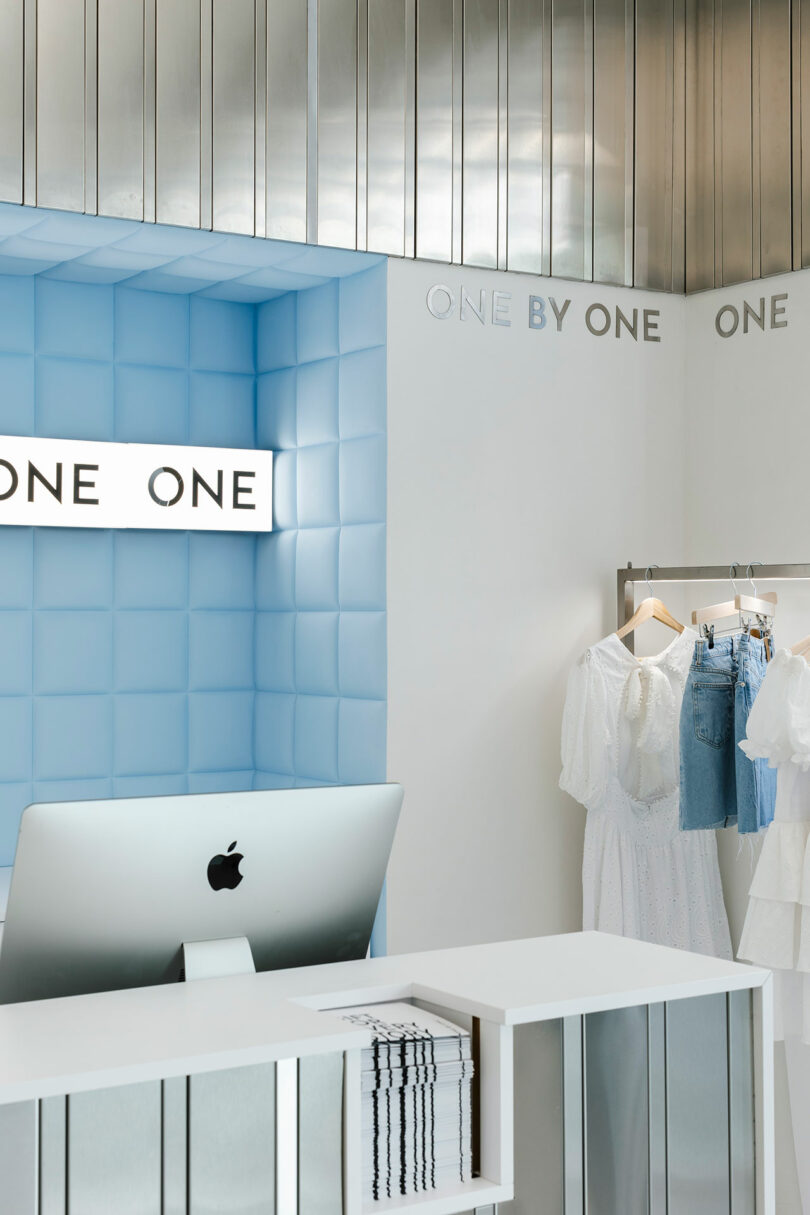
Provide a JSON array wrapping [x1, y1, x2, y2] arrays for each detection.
[[0, 783, 403, 1004]]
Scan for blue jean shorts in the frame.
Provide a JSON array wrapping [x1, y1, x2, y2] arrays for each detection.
[[679, 633, 776, 834]]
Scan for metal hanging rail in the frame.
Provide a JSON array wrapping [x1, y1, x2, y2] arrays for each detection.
[[618, 563, 810, 653]]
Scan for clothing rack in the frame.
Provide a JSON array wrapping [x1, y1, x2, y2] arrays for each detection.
[[618, 563, 810, 654]]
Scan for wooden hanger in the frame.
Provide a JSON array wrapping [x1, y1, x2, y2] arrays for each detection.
[[692, 591, 777, 627], [691, 564, 777, 628], [616, 567, 685, 640], [791, 634, 810, 658]]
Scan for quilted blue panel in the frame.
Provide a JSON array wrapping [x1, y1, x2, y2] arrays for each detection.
[[0, 253, 387, 890], [253, 264, 388, 804]]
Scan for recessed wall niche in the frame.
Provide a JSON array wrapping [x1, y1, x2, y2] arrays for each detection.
[[0, 204, 387, 866]]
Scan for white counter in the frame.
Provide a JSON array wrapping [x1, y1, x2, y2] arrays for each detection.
[[0, 929, 774, 1215], [0, 929, 768, 1103]]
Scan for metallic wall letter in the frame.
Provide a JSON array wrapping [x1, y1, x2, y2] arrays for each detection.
[[550, 298, 571, 331], [615, 307, 638, 340], [460, 288, 487, 324], [715, 305, 739, 337], [585, 303, 611, 336], [426, 284, 455, 319], [643, 310, 661, 343], [770, 293, 788, 328], [528, 295, 546, 329], [492, 291, 512, 326], [743, 299, 766, 333]]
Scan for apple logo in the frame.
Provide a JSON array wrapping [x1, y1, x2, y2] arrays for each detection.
[[207, 840, 244, 891]]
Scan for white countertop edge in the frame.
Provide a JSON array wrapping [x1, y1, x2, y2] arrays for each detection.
[[0, 1026, 370, 1107]]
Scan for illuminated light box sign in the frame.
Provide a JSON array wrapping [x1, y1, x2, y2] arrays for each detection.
[[0, 436, 273, 532]]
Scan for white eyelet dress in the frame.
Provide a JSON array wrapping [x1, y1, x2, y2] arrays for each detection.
[[560, 629, 732, 959], [738, 648, 810, 1041]]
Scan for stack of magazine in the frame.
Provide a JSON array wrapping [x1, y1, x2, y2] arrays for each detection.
[[336, 1001, 474, 1203]]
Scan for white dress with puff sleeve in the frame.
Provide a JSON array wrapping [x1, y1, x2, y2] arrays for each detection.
[[739, 648, 810, 1042], [560, 629, 732, 959]]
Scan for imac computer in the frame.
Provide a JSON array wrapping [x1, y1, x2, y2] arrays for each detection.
[[0, 783, 403, 1005]]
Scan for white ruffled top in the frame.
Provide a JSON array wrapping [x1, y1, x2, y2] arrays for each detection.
[[738, 649, 810, 1041], [560, 630, 732, 959]]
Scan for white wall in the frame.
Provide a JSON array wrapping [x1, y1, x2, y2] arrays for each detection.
[[685, 270, 810, 1214], [385, 259, 686, 955]]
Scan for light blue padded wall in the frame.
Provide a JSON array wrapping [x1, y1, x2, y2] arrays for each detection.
[[254, 267, 387, 793], [0, 256, 387, 869]]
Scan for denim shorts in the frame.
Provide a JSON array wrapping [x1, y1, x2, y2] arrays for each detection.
[[679, 633, 776, 834]]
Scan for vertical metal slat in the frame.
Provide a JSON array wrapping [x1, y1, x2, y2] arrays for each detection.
[[39, 1096, 67, 1215], [67, 1083, 162, 1215], [718, 0, 753, 285], [255, 0, 267, 239], [212, 0, 256, 234], [584, 1005, 649, 1215], [728, 990, 757, 1215], [550, 0, 593, 281], [367, 0, 407, 256], [666, 994, 730, 1215], [161, 1077, 187, 1215], [0, 1101, 37, 1215], [506, 0, 544, 275], [593, 0, 630, 285], [189, 1065, 277, 1215], [0, 0, 24, 204], [647, 1003, 667, 1214], [562, 1015, 585, 1213], [685, 0, 716, 290], [462, 0, 500, 268], [200, 0, 213, 230], [635, 0, 676, 291], [35, 0, 85, 211], [97, 0, 144, 220], [356, 0, 368, 252], [155, 0, 201, 228], [298, 1054, 344, 1215], [266, 0, 308, 243], [317, 0, 358, 249], [415, 0, 454, 262], [84, 0, 97, 215], [143, 0, 156, 224], [756, 0, 792, 276]]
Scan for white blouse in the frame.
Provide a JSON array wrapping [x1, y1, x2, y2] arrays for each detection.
[[739, 649, 810, 1042], [561, 630, 732, 959]]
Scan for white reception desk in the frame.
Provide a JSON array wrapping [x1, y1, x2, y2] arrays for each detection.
[[0, 912, 773, 1215]]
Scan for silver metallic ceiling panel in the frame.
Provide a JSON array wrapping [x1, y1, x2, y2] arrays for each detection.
[[0, 0, 23, 205], [98, 0, 145, 221], [156, 0, 202, 229], [11, 0, 810, 291]]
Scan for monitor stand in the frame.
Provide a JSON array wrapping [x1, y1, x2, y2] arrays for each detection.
[[181, 936, 256, 981]]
